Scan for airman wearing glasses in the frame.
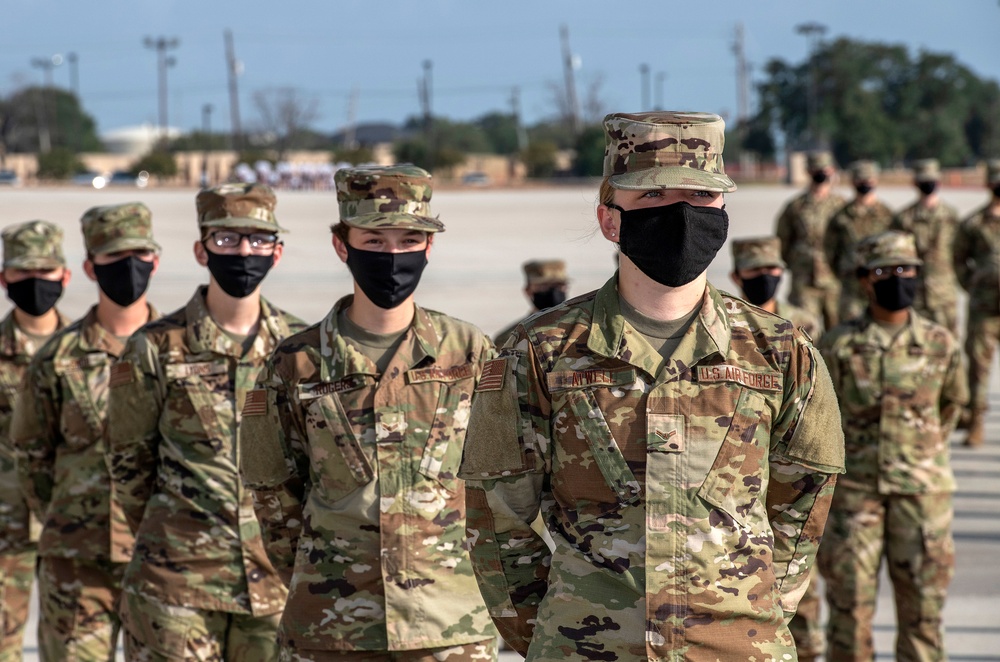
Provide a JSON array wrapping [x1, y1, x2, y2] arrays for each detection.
[[108, 184, 306, 661], [817, 231, 966, 661]]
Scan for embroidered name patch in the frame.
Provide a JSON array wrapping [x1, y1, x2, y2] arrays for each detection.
[[242, 389, 267, 417], [297, 376, 368, 400], [165, 361, 228, 380], [697, 364, 782, 392], [546, 369, 635, 391], [109, 362, 134, 388], [407, 363, 474, 384], [476, 358, 507, 392]]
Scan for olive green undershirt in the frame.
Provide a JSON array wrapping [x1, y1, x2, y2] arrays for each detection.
[[619, 294, 701, 361], [873, 317, 908, 340], [338, 307, 407, 374], [220, 327, 257, 356], [20, 328, 55, 346]]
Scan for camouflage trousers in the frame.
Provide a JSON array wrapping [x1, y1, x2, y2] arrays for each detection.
[[789, 280, 841, 330], [37, 555, 126, 662], [965, 313, 1000, 411], [0, 549, 36, 662], [788, 576, 824, 660], [818, 488, 954, 662], [278, 639, 498, 662], [121, 589, 281, 661]]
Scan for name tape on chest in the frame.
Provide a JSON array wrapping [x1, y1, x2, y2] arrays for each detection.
[[297, 375, 369, 400], [242, 388, 268, 417], [696, 364, 782, 392], [407, 363, 474, 384], [109, 362, 134, 388], [546, 369, 634, 391], [164, 361, 228, 380], [476, 358, 507, 392], [54, 352, 108, 374]]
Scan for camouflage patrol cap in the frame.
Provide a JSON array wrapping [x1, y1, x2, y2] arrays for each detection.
[[602, 112, 736, 193], [2, 220, 65, 270], [80, 202, 160, 256], [912, 159, 941, 182], [731, 237, 785, 272], [335, 164, 445, 233], [987, 159, 1000, 186], [849, 160, 880, 182], [855, 231, 922, 270], [197, 183, 287, 233], [523, 259, 567, 287], [806, 151, 835, 171]]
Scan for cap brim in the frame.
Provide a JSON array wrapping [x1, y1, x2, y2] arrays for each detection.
[[342, 212, 446, 233], [609, 167, 736, 193], [865, 257, 923, 269], [92, 237, 161, 255], [4, 257, 65, 270], [200, 217, 289, 233], [736, 258, 786, 271]]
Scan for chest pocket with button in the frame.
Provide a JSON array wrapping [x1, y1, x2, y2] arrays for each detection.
[[54, 353, 108, 448], [407, 363, 476, 496], [163, 359, 232, 451]]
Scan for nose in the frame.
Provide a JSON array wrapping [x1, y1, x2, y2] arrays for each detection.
[[238, 235, 253, 256]]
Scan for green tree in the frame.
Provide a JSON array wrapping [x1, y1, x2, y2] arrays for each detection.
[[572, 125, 605, 176], [131, 150, 177, 178], [393, 138, 465, 173], [522, 141, 558, 178], [0, 86, 101, 156], [36, 147, 85, 180], [332, 146, 374, 165], [475, 112, 519, 155]]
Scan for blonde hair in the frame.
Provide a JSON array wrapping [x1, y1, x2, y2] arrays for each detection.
[[598, 177, 615, 206]]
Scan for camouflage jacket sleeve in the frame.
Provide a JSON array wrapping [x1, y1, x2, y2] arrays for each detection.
[[10, 351, 61, 520], [239, 356, 309, 587], [766, 333, 845, 619], [107, 333, 165, 533], [822, 214, 843, 278], [951, 217, 974, 291], [940, 338, 969, 437], [458, 332, 551, 656], [774, 200, 796, 266]]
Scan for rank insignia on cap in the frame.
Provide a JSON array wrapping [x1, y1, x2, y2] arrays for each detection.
[[109, 362, 134, 388], [243, 389, 268, 417], [476, 358, 507, 392]]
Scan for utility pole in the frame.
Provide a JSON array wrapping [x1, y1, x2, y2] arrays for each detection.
[[343, 86, 359, 150], [639, 63, 650, 111], [732, 23, 750, 136], [30, 55, 61, 153], [418, 60, 434, 170], [201, 103, 213, 187], [655, 72, 667, 110], [225, 30, 243, 152], [510, 86, 528, 153], [143, 36, 179, 143], [66, 52, 80, 152], [795, 21, 827, 148], [559, 25, 580, 135]]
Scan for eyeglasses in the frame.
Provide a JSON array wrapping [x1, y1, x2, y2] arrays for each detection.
[[872, 265, 917, 279], [207, 231, 278, 254]]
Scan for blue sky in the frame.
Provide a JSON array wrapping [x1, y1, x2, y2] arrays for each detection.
[[2, 1, 998, 136]]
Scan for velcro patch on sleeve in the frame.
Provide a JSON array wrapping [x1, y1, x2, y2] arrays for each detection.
[[242, 388, 268, 417], [109, 362, 135, 388], [476, 358, 507, 392], [696, 364, 782, 392]]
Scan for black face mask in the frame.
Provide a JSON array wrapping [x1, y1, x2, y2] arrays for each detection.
[[613, 201, 729, 287], [811, 171, 829, 185], [855, 183, 874, 196], [917, 181, 938, 196], [992, 184, 1000, 199], [872, 275, 917, 312], [6, 277, 63, 316], [205, 251, 274, 299], [93, 256, 155, 307], [740, 273, 781, 306], [345, 244, 427, 309], [531, 288, 567, 311]]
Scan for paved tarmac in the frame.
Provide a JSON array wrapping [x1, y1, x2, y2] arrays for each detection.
[[3, 183, 998, 660]]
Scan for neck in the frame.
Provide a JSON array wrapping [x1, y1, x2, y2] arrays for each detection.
[[348, 286, 415, 334], [618, 258, 706, 321], [990, 196, 1000, 213], [205, 281, 262, 336], [857, 192, 877, 206], [809, 182, 831, 197], [13, 307, 60, 336], [95, 294, 150, 337], [919, 193, 939, 208], [759, 299, 778, 314], [870, 303, 909, 325]]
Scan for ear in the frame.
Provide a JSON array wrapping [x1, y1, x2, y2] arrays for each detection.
[[150, 255, 160, 277], [597, 204, 619, 242], [270, 242, 284, 269], [332, 233, 348, 263], [729, 272, 742, 290], [0, 273, 7, 289], [424, 233, 434, 258], [83, 258, 97, 282], [60, 268, 72, 288], [193, 240, 209, 267]]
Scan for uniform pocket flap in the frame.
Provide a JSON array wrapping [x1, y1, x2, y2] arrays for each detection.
[[53, 352, 108, 374]]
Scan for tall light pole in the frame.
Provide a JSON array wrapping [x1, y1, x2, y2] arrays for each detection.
[[144, 36, 180, 143], [66, 52, 80, 152], [639, 63, 650, 111], [201, 103, 213, 188], [795, 21, 827, 148], [655, 72, 667, 110], [419, 59, 434, 170], [30, 54, 62, 153]]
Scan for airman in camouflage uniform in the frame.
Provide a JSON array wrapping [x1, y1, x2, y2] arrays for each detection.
[[952, 159, 1000, 447], [240, 165, 498, 661], [11, 203, 161, 661], [890, 159, 961, 334], [459, 112, 845, 660], [775, 151, 846, 329], [818, 231, 966, 661], [108, 184, 304, 661], [0, 221, 70, 662], [494, 259, 569, 347], [729, 236, 822, 339], [824, 160, 895, 322]]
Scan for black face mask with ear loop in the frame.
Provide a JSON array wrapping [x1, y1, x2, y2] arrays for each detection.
[[6, 278, 63, 316], [93, 256, 155, 307], [345, 244, 428, 309]]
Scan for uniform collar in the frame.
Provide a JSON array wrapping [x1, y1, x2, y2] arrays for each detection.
[[856, 308, 925, 350], [183, 286, 287, 359], [79, 304, 158, 357], [319, 295, 438, 382], [0, 309, 70, 358]]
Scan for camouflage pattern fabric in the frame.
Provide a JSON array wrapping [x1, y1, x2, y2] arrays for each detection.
[[458, 277, 846, 660], [602, 112, 737, 192], [335, 165, 444, 233], [823, 199, 895, 321], [522, 260, 567, 287], [277, 639, 498, 661], [787, 578, 824, 661], [774, 301, 822, 341], [953, 205, 1000, 411], [891, 202, 961, 333], [493, 316, 528, 349], [197, 182, 288, 233], [37, 556, 126, 662], [107, 287, 304, 620], [0, 310, 68, 661], [120, 589, 282, 662], [239, 296, 497, 653], [819, 490, 954, 661], [80, 202, 160, 255], [774, 189, 847, 329], [1, 220, 65, 269]]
